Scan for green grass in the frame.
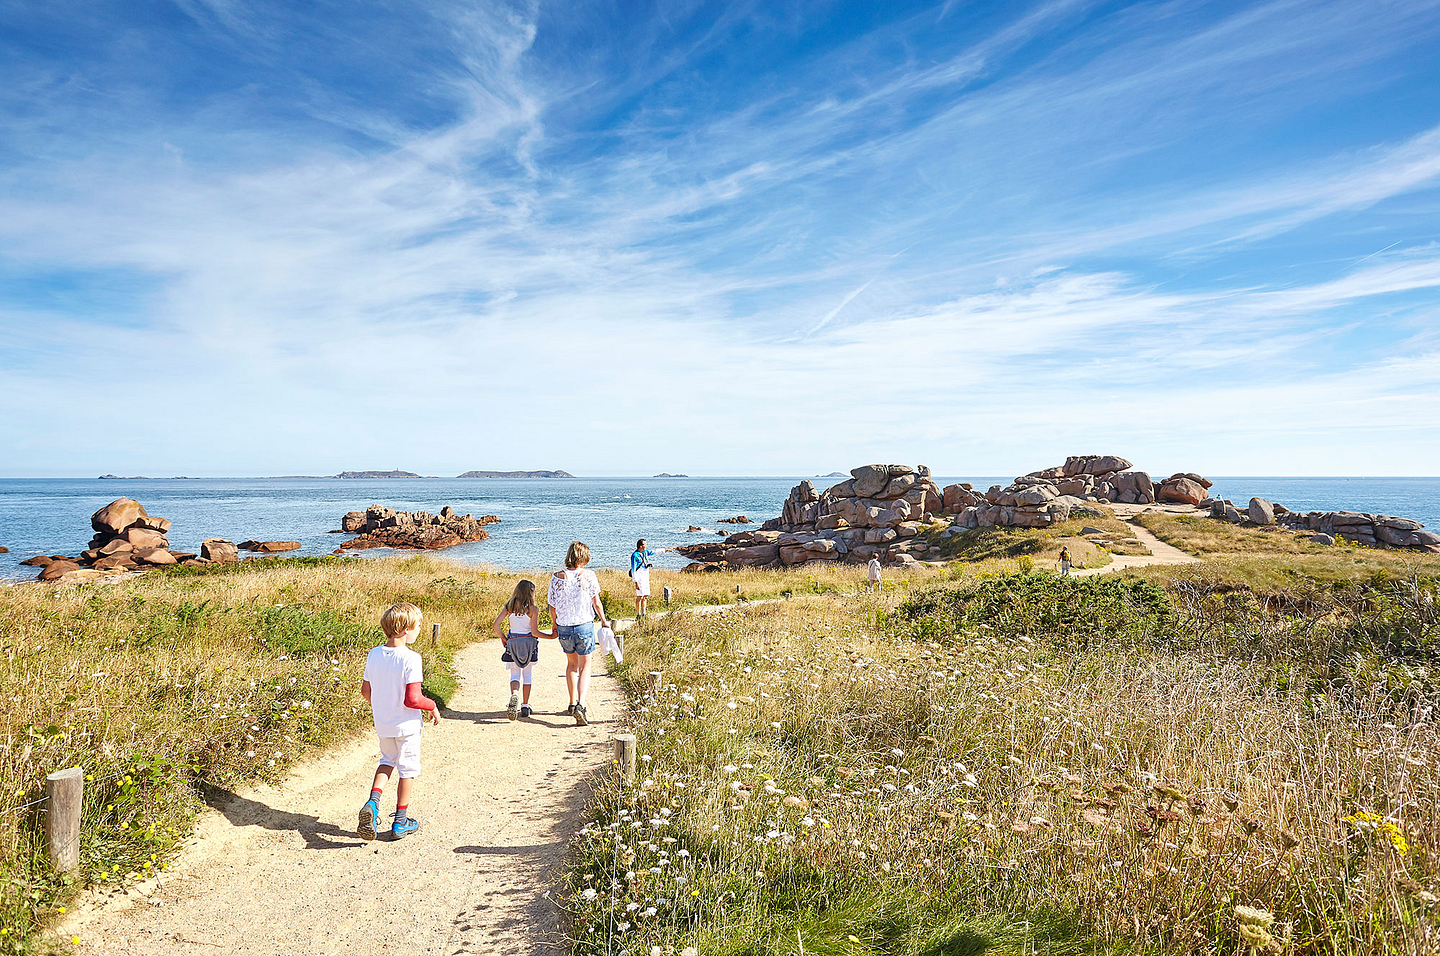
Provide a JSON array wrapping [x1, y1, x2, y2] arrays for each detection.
[[564, 566, 1440, 956]]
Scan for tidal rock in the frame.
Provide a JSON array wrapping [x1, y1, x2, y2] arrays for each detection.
[[341, 511, 368, 533], [134, 548, 177, 565], [239, 541, 302, 552], [20, 555, 53, 567], [337, 505, 498, 551], [1248, 498, 1276, 526], [201, 539, 240, 563], [717, 516, 753, 524], [123, 528, 169, 550], [1157, 477, 1207, 506], [91, 498, 146, 535], [39, 560, 81, 581], [849, 465, 891, 499]]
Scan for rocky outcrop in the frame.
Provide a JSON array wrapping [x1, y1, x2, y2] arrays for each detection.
[[1157, 473, 1211, 505], [677, 464, 944, 569], [239, 540, 302, 553], [30, 497, 214, 581], [717, 516, 753, 524], [1205, 499, 1440, 552], [336, 505, 499, 551], [678, 454, 1214, 571], [201, 539, 240, 563]]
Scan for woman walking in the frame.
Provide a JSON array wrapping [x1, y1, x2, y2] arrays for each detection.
[[547, 541, 612, 726]]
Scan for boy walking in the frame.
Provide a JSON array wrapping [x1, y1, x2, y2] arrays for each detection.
[[358, 602, 440, 841]]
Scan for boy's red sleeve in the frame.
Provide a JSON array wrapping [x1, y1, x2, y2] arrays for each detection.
[[403, 682, 436, 712]]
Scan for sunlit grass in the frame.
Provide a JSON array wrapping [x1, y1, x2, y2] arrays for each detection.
[[565, 570, 1440, 955]]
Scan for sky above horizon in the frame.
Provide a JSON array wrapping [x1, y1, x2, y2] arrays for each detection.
[[3, 0, 1440, 478]]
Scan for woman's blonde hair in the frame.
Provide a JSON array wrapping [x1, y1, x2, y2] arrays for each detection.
[[381, 602, 423, 639], [504, 580, 537, 616], [565, 540, 590, 569]]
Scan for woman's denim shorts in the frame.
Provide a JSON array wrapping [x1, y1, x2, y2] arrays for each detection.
[[556, 621, 596, 655]]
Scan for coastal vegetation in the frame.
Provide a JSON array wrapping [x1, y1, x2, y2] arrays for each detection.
[[0, 556, 904, 952], [572, 567, 1439, 955]]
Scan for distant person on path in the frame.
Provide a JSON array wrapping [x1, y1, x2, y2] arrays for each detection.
[[867, 554, 882, 591], [493, 580, 554, 721], [548, 541, 612, 726], [357, 602, 440, 841], [1059, 546, 1072, 576], [630, 538, 672, 617]]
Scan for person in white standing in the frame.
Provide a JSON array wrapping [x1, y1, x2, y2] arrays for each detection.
[[547, 541, 612, 726], [867, 554, 882, 591], [357, 602, 440, 841]]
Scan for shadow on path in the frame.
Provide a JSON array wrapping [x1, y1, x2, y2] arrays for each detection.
[[196, 782, 365, 850]]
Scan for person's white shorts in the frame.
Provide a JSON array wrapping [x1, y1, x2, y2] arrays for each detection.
[[376, 732, 422, 778], [632, 567, 651, 597]]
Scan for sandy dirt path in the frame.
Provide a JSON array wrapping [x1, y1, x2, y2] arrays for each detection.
[[61, 642, 624, 956], [1072, 514, 1199, 577]]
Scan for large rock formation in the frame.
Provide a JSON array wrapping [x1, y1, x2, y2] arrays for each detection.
[[34, 497, 200, 581], [678, 454, 1215, 571], [336, 505, 499, 551]]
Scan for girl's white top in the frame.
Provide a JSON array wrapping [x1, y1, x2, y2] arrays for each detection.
[[548, 568, 601, 626], [508, 612, 532, 635]]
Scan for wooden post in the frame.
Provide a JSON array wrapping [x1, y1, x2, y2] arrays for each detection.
[[45, 767, 83, 873], [431, 623, 440, 647], [613, 734, 637, 786], [663, 586, 672, 606], [647, 670, 663, 696]]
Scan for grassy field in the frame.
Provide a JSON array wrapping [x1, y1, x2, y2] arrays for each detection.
[[567, 566, 1440, 955], [919, 513, 1148, 570], [0, 554, 942, 953]]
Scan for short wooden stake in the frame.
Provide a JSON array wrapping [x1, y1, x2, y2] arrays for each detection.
[[647, 670, 663, 695], [45, 767, 83, 873], [613, 734, 637, 786], [663, 586, 672, 606], [431, 622, 441, 647]]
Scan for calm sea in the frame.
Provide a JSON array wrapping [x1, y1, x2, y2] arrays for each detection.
[[1, 476, 1436, 581]]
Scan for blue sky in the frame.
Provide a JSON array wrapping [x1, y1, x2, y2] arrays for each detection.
[[2, 0, 1439, 477]]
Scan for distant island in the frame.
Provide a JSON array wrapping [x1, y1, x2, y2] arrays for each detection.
[[333, 470, 423, 479], [653, 473, 689, 478], [457, 470, 575, 479], [820, 471, 847, 477], [98, 474, 148, 479]]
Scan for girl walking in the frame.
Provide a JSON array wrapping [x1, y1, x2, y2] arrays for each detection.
[[493, 580, 552, 720], [547, 541, 612, 726]]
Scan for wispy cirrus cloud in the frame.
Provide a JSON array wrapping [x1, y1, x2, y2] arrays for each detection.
[[1, 0, 1439, 476]]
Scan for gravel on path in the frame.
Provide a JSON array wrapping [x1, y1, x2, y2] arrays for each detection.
[[60, 641, 624, 956]]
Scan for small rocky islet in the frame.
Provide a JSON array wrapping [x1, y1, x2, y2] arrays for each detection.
[[333, 505, 499, 551], [676, 455, 1440, 571]]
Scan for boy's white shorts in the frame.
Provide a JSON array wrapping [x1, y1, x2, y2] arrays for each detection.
[[376, 732, 422, 778], [632, 567, 651, 597]]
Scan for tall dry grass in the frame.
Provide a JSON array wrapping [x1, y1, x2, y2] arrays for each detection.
[[566, 570, 1439, 955]]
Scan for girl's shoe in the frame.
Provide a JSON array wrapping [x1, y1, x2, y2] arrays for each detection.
[[563, 703, 576, 716], [519, 705, 532, 718], [357, 800, 379, 841], [507, 693, 520, 721], [574, 703, 589, 726]]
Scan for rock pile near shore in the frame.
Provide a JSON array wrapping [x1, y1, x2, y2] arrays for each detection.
[[1204, 496, 1440, 552], [336, 505, 499, 551], [678, 455, 1218, 570], [21, 498, 221, 582]]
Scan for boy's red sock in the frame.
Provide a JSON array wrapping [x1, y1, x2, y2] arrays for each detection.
[[369, 788, 383, 803], [395, 803, 409, 824]]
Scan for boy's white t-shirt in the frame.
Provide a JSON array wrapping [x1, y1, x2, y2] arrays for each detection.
[[363, 644, 424, 736]]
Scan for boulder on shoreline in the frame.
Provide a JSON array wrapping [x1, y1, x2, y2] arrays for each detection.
[[32, 498, 189, 582], [337, 505, 498, 551], [239, 540, 302, 553]]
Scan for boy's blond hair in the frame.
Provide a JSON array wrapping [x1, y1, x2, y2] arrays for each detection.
[[565, 541, 590, 570], [381, 602, 423, 639]]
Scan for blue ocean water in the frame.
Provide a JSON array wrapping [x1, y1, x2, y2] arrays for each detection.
[[1, 476, 1436, 581]]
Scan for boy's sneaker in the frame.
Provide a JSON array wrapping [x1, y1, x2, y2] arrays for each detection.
[[392, 816, 420, 839], [357, 800, 379, 841], [574, 703, 589, 726], [507, 693, 520, 721], [519, 705, 532, 718]]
